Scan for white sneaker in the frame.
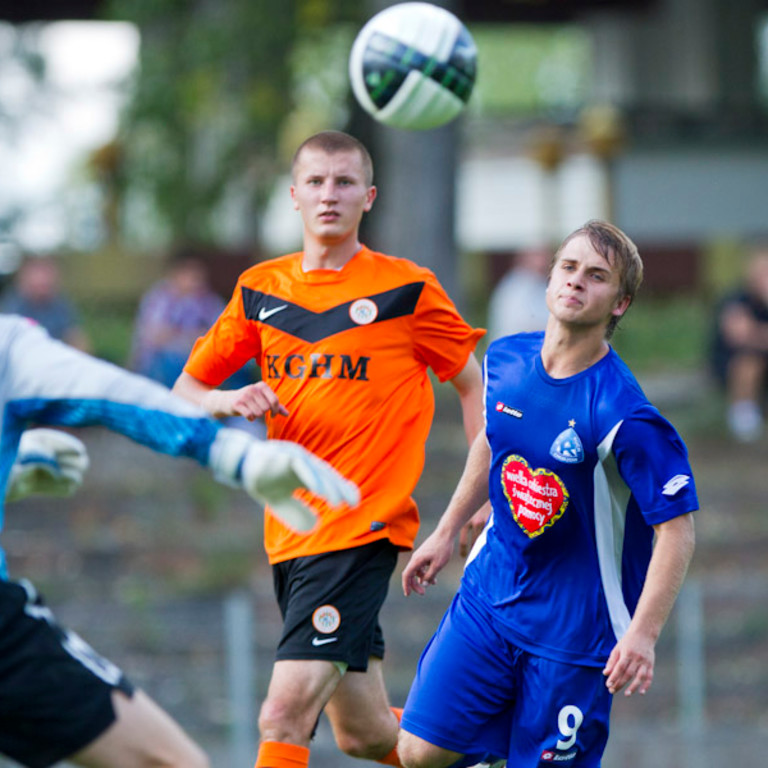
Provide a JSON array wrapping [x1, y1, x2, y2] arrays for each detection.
[[727, 400, 763, 442]]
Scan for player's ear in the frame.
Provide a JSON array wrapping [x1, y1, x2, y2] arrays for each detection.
[[364, 185, 377, 211], [612, 294, 631, 318], [290, 185, 299, 210]]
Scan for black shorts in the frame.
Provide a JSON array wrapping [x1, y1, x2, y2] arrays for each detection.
[[0, 579, 134, 768], [273, 539, 399, 672]]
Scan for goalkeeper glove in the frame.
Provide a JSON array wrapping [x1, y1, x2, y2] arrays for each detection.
[[7, 429, 90, 503], [209, 428, 359, 531]]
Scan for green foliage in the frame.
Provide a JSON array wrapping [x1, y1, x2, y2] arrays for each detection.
[[103, 0, 369, 247], [611, 295, 710, 373], [470, 24, 591, 117], [281, 23, 358, 153], [105, 0, 298, 244], [82, 301, 137, 365]]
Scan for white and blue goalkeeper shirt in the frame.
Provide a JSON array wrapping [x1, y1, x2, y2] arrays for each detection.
[[0, 315, 222, 579], [462, 332, 698, 667]]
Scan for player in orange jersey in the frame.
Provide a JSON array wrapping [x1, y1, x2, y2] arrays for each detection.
[[173, 131, 486, 768]]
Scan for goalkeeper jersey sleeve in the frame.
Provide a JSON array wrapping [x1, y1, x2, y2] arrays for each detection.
[[0, 314, 222, 577]]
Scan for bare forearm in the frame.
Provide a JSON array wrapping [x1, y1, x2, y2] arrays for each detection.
[[173, 372, 287, 421], [459, 388, 485, 446], [451, 355, 485, 446], [402, 431, 491, 595], [173, 372, 240, 419], [435, 432, 491, 539], [603, 512, 695, 696], [630, 513, 695, 641], [172, 372, 229, 417]]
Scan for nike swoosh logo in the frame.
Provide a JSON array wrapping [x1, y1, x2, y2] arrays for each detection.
[[258, 304, 288, 321], [311, 636, 338, 647]]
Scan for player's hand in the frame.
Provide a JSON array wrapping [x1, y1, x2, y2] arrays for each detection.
[[458, 502, 491, 557], [205, 382, 289, 421], [241, 439, 359, 531], [402, 529, 454, 597], [7, 429, 89, 502], [209, 428, 359, 531], [603, 628, 655, 696]]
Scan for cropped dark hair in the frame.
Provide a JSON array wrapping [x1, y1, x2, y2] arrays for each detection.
[[292, 131, 374, 186]]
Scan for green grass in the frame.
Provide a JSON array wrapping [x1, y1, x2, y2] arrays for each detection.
[[81, 302, 137, 366], [607, 294, 709, 374]]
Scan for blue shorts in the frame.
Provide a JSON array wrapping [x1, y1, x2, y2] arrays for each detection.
[[401, 591, 613, 767]]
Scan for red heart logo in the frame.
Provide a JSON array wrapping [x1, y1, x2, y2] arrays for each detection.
[[501, 455, 569, 538]]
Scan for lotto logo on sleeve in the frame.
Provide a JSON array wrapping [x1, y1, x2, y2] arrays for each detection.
[[662, 474, 690, 496], [501, 455, 569, 538]]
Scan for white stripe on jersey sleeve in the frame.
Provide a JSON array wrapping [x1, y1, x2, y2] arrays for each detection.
[[593, 421, 632, 641]]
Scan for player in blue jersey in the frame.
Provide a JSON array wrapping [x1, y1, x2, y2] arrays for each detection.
[[397, 220, 697, 768], [0, 314, 357, 768]]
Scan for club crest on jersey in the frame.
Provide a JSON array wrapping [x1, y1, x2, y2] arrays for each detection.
[[501, 455, 569, 538], [312, 604, 341, 634], [550, 420, 584, 464], [349, 298, 378, 325]]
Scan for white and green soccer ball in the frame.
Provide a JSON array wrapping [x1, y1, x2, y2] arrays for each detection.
[[349, 2, 477, 131]]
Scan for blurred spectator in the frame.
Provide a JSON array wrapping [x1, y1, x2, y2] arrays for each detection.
[[130, 247, 259, 438], [130, 247, 229, 387], [487, 246, 551, 341], [0, 254, 90, 351], [711, 246, 768, 442]]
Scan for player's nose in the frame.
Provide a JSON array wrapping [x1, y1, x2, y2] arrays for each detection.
[[320, 181, 338, 201]]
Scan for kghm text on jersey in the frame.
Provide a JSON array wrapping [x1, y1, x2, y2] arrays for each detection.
[[264, 353, 370, 381]]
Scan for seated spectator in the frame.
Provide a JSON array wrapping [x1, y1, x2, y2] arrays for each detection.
[[0, 254, 90, 351], [130, 247, 259, 435], [487, 246, 551, 341], [711, 246, 768, 441], [130, 247, 230, 388]]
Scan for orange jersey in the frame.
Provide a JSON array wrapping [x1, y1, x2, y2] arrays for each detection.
[[184, 246, 485, 563]]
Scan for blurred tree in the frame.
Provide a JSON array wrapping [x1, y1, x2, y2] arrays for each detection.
[[104, 0, 364, 248], [0, 23, 51, 240]]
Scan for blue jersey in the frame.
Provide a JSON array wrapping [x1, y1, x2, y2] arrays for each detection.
[[462, 332, 698, 667], [0, 315, 222, 579]]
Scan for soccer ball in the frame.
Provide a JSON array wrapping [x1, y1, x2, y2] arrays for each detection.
[[349, 2, 477, 131]]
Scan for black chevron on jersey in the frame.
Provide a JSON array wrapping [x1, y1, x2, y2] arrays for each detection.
[[241, 282, 426, 342]]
